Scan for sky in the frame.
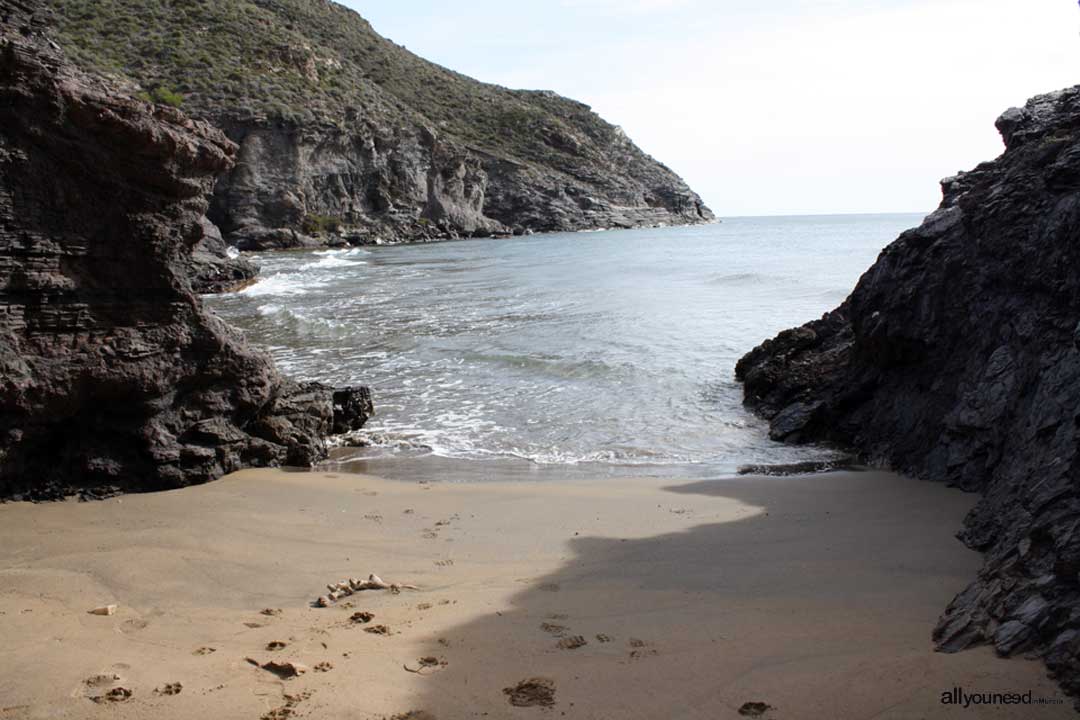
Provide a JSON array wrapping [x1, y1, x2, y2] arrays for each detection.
[[344, 1, 1080, 216]]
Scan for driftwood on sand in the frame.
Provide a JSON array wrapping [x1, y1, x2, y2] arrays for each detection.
[[315, 574, 420, 607]]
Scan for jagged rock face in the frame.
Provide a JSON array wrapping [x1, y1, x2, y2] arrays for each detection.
[[210, 115, 709, 250], [212, 118, 502, 249], [0, 1, 369, 498], [47, 0, 713, 248], [736, 87, 1080, 700]]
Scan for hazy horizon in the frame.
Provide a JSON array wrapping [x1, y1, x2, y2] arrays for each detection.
[[346, 0, 1080, 217]]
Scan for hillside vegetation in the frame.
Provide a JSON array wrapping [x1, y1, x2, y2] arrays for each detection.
[[48, 0, 710, 245], [51, 0, 657, 172]]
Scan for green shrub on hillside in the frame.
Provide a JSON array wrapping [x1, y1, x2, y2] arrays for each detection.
[[301, 214, 342, 235], [137, 85, 185, 107]]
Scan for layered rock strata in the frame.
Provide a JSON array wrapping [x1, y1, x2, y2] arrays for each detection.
[[0, 0, 369, 498]]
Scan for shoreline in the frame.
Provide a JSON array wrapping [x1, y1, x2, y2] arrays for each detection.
[[0, 467, 1069, 718]]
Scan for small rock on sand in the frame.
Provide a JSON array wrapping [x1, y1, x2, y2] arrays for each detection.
[[260, 608, 282, 617], [503, 677, 556, 707], [256, 660, 308, 679], [88, 605, 117, 616], [738, 701, 774, 717]]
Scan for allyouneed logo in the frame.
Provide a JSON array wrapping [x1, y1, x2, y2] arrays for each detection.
[[940, 687, 1065, 708]]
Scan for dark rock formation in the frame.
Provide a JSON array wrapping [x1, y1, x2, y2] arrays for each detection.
[[48, 0, 713, 248], [186, 217, 259, 294], [736, 87, 1080, 700], [0, 0, 370, 499]]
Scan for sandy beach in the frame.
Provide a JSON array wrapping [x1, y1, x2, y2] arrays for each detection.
[[0, 468, 1070, 719]]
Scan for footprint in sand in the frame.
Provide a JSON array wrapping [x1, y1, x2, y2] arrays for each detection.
[[261, 689, 312, 720], [84, 674, 121, 688], [503, 678, 556, 708], [364, 624, 391, 635], [193, 646, 216, 656], [538, 583, 560, 592], [89, 687, 132, 704], [595, 633, 613, 643], [154, 683, 182, 696], [80, 673, 121, 699], [557, 635, 587, 650], [627, 638, 658, 659], [120, 618, 148, 633], [266, 641, 287, 651], [540, 622, 568, 637]]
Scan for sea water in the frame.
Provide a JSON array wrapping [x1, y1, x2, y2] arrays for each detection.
[[206, 213, 924, 479]]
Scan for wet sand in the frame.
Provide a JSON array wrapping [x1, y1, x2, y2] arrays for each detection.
[[0, 468, 1071, 719]]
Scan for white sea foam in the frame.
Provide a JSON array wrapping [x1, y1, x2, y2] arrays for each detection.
[[300, 254, 368, 270], [241, 272, 326, 297]]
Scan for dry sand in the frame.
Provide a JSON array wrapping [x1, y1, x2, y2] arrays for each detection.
[[0, 468, 1071, 719]]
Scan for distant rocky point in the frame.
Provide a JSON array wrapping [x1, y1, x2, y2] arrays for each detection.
[[48, 0, 712, 252], [737, 86, 1080, 703]]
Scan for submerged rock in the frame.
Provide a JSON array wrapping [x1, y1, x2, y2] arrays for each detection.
[[0, 0, 371, 499], [736, 86, 1080, 701]]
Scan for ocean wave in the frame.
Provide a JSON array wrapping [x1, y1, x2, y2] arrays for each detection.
[[300, 248, 369, 270], [706, 272, 772, 286], [255, 302, 347, 333], [460, 350, 626, 380], [241, 272, 328, 297]]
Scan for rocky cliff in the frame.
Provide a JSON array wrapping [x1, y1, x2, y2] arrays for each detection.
[[736, 88, 1080, 699], [0, 0, 370, 499], [47, 0, 713, 250]]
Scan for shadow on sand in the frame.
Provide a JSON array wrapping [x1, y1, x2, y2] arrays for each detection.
[[387, 472, 1052, 720]]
